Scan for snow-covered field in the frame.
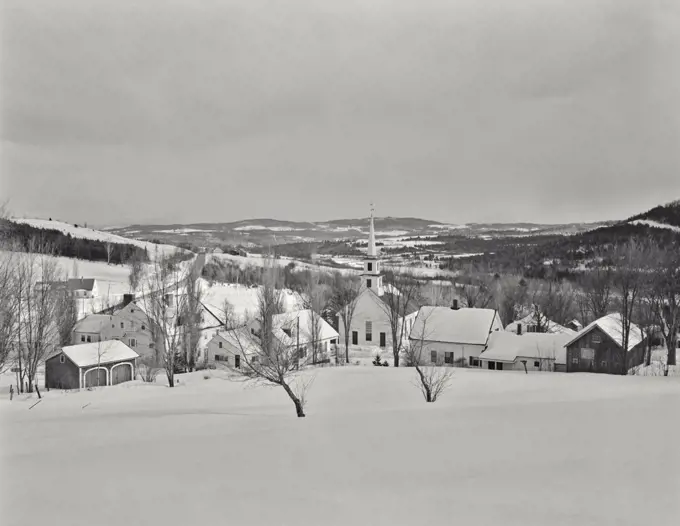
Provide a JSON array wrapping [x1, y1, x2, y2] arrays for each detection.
[[11, 218, 183, 257], [1, 367, 678, 526], [201, 279, 301, 320]]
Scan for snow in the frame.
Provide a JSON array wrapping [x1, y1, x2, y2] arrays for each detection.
[[60, 340, 139, 367], [200, 280, 301, 321], [273, 310, 339, 346], [1, 367, 678, 526], [411, 307, 498, 345], [10, 218, 183, 257], [482, 332, 573, 364], [629, 219, 680, 233]]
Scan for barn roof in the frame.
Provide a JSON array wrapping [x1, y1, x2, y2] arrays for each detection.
[[73, 314, 114, 333], [565, 313, 643, 352], [59, 340, 139, 367], [410, 306, 499, 346], [505, 313, 576, 335], [481, 331, 572, 364]]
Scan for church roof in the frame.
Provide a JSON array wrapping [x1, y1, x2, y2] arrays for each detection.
[[376, 290, 420, 316]]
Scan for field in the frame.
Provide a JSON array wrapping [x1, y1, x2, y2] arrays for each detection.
[[1, 367, 678, 526]]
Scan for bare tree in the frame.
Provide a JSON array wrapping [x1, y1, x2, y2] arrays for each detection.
[[610, 240, 649, 374], [181, 266, 204, 372], [405, 311, 453, 402], [378, 271, 422, 367], [526, 279, 576, 332], [105, 242, 113, 265], [0, 248, 18, 372], [458, 269, 495, 308], [140, 250, 192, 387], [647, 243, 680, 375], [495, 276, 528, 328], [225, 259, 314, 417], [55, 289, 78, 347], [128, 252, 145, 293], [578, 259, 614, 323], [330, 276, 361, 364], [300, 271, 330, 364], [14, 242, 63, 393]]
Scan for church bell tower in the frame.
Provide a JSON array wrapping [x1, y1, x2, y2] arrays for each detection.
[[361, 204, 384, 296]]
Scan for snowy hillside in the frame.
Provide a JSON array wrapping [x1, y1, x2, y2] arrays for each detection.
[[201, 279, 302, 321], [628, 219, 680, 233], [10, 218, 183, 257], [1, 367, 678, 526]]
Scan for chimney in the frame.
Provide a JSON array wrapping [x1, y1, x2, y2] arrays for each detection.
[[517, 323, 522, 336], [123, 293, 135, 307], [451, 298, 459, 311]]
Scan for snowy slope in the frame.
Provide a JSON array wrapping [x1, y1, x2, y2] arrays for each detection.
[[10, 218, 183, 257], [1, 368, 678, 526], [628, 219, 680, 233]]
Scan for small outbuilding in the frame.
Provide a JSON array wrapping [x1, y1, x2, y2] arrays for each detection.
[[479, 331, 572, 372], [45, 340, 139, 390]]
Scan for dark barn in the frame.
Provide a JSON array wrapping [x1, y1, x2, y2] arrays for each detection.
[[565, 313, 645, 375]]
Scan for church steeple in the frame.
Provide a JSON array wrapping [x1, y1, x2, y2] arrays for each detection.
[[362, 203, 383, 295], [367, 203, 377, 258]]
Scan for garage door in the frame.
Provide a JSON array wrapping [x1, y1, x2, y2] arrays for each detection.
[[84, 368, 107, 388], [111, 363, 132, 385]]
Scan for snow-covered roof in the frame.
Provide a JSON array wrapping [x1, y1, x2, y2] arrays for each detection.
[[410, 306, 499, 346], [214, 328, 261, 356], [481, 331, 572, 364], [73, 314, 113, 333], [59, 340, 139, 367], [505, 313, 576, 336], [273, 309, 339, 347], [565, 313, 643, 352]]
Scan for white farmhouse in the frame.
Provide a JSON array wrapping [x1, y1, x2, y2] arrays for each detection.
[[336, 207, 420, 352], [409, 306, 503, 366]]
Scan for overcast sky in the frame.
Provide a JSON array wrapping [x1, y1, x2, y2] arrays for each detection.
[[1, 0, 679, 227]]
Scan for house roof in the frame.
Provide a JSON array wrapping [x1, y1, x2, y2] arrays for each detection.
[[67, 278, 96, 291], [481, 331, 572, 364], [565, 313, 643, 352], [214, 328, 262, 356], [73, 314, 114, 334], [505, 313, 576, 336], [410, 306, 499, 346], [59, 340, 139, 367], [273, 309, 339, 347]]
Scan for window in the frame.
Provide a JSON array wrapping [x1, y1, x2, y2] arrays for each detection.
[[112, 324, 115, 329], [81, 335, 85, 342], [379, 332, 386, 348], [120, 322, 124, 329], [141, 325, 146, 331], [580, 348, 594, 360], [59, 354, 65, 364], [352, 331, 358, 345], [282, 328, 292, 337], [234, 355, 241, 368], [592, 334, 601, 344], [367, 262, 373, 271], [497, 362, 504, 371], [534, 361, 540, 368], [128, 338, 137, 348], [444, 352, 454, 364], [367, 279, 372, 289], [86, 335, 91, 343], [470, 357, 480, 367], [218, 341, 223, 349], [365, 321, 372, 342], [431, 350, 437, 363], [331, 339, 336, 344]]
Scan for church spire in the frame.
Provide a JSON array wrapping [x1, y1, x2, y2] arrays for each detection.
[[367, 203, 377, 258]]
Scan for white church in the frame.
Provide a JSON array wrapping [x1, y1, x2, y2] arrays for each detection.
[[336, 207, 420, 351]]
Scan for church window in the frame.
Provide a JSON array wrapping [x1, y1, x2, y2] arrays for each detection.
[[367, 279, 372, 289], [367, 262, 372, 271], [365, 321, 372, 342]]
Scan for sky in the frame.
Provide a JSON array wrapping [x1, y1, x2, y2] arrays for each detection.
[[1, 0, 679, 227]]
